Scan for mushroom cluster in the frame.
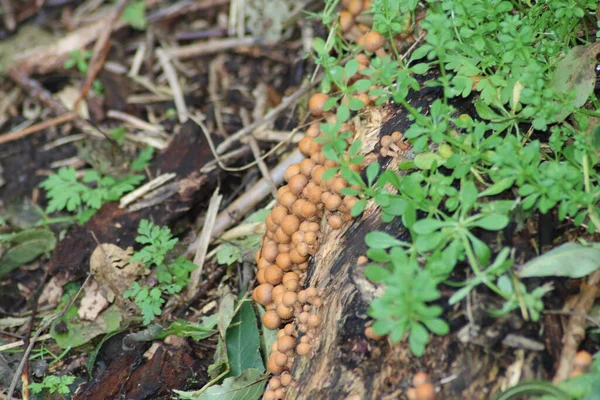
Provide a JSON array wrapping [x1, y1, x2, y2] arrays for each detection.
[[254, 2, 421, 397], [380, 131, 410, 158], [407, 372, 437, 400], [254, 93, 363, 399]]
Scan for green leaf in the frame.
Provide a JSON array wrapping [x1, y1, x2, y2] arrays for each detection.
[[365, 265, 391, 282], [365, 231, 401, 249], [351, 79, 372, 92], [475, 101, 502, 121], [366, 162, 380, 185], [175, 368, 266, 400], [351, 199, 366, 216], [337, 104, 350, 122], [122, 0, 147, 30], [412, 219, 446, 235], [0, 228, 56, 278], [217, 243, 241, 266], [472, 214, 509, 231], [414, 152, 445, 170], [519, 243, 600, 278], [448, 283, 476, 305], [410, 63, 429, 74], [408, 322, 429, 356], [51, 304, 123, 348], [256, 305, 278, 362], [478, 177, 515, 197], [131, 147, 154, 172], [218, 286, 236, 338], [226, 301, 264, 377], [549, 43, 600, 122]]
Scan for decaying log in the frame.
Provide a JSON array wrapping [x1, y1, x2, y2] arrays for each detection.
[[286, 77, 549, 399]]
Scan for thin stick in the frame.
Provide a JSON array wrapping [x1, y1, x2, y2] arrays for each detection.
[[107, 109, 165, 135], [119, 173, 177, 208], [240, 108, 277, 198], [167, 37, 273, 60], [216, 81, 316, 154], [156, 48, 189, 123], [0, 112, 76, 145], [187, 189, 223, 300], [553, 270, 600, 383], [128, 42, 147, 77]]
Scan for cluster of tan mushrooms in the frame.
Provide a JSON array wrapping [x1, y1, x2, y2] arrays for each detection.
[[253, 93, 361, 399], [252, 1, 422, 399]]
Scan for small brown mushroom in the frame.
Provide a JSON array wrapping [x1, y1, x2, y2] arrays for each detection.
[[308, 93, 329, 116]]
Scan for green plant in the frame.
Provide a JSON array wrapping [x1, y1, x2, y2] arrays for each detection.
[[124, 220, 196, 324], [29, 374, 75, 397], [39, 167, 143, 223], [122, 0, 147, 30], [309, 0, 600, 356], [64, 50, 92, 73]]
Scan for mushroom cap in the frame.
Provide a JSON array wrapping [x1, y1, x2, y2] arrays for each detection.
[[308, 92, 329, 116], [363, 31, 386, 52]]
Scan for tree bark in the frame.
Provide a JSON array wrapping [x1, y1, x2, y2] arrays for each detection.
[[286, 79, 550, 399]]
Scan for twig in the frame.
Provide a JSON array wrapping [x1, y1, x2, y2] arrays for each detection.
[[208, 54, 227, 136], [187, 189, 223, 300], [42, 134, 87, 151], [76, 0, 129, 105], [240, 108, 277, 198], [216, 81, 316, 154], [189, 113, 298, 173], [199, 146, 252, 173], [186, 149, 304, 257], [107, 109, 165, 135], [400, 31, 426, 61], [167, 37, 274, 60], [553, 270, 600, 383], [156, 48, 189, 123], [119, 173, 177, 208], [6, 275, 91, 399], [0, 334, 53, 352], [0, 112, 76, 145], [128, 42, 147, 77]]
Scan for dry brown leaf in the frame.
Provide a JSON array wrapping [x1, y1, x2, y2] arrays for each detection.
[[78, 279, 109, 321], [89, 243, 147, 303]]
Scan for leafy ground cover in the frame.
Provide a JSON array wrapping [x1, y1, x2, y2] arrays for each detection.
[[0, 0, 600, 399]]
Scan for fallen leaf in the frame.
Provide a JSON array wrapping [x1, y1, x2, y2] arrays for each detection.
[[175, 368, 266, 400], [519, 242, 600, 278], [78, 280, 110, 320], [89, 243, 147, 303], [549, 43, 600, 123]]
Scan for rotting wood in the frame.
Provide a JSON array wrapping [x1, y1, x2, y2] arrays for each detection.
[[285, 76, 549, 399]]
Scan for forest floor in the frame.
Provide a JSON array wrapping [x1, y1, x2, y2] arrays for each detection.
[[1, 1, 600, 400]]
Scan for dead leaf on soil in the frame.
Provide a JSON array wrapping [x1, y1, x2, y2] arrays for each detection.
[[82, 243, 147, 319], [38, 276, 64, 306], [549, 42, 600, 123], [78, 279, 110, 320]]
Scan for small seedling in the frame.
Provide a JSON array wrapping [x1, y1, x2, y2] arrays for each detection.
[[124, 219, 196, 324], [29, 374, 75, 397]]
